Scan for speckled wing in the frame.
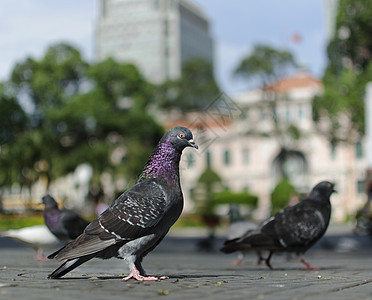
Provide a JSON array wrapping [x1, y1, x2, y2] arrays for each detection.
[[86, 179, 168, 240], [264, 201, 327, 250]]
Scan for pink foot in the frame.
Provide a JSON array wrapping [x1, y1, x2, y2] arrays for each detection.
[[123, 266, 168, 281], [300, 259, 320, 270], [35, 249, 47, 261], [232, 258, 243, 265]]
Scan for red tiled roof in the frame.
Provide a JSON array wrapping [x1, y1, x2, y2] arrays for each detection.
[[265, 73, 322, 93]]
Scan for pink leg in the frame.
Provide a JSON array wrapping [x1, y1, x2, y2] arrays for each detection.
[[232, 258, 243, 265], [35, 249, 47, 261], [123, 266, 168, 281], [300, 258, 320, 270]]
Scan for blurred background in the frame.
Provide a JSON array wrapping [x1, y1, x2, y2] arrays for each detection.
[[0, 0, 371, 236]]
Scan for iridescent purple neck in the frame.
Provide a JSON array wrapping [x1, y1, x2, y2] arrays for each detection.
[[138, 137, 181, 185]]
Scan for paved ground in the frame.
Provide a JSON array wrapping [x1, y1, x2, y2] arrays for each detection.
[[0, 225, 371, 300]]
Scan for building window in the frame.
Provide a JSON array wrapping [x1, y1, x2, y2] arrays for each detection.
[[298, 106, 303, 120], [206, 151, 211, 168], [242, 148, 249, 165], [260, 108, 267, 120], [224, 149, 230, 166], [286, 107, 291, 123], [355, 141, 363, 159], [357, 180, 365, 194]]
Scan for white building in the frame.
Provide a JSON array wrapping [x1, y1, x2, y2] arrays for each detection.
[[164, 72, 367, 222], [96, 0, 214, 83]]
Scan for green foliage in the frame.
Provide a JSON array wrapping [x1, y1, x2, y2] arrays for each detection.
[[315, 0, 372, 142], [0, 85, 27, 144], [271, 179, 296, 214], [197, 168, 222, 185], [287, 125, 301, 140], [0, 214, 44, 230], [234, 44, 297, 87], [212, 190, 258, 207]]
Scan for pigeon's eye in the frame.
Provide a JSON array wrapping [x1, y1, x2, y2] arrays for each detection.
[[177, 133, 185, 139]]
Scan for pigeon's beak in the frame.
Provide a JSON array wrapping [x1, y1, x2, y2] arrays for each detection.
[[188, 139, 198, 149], [329, 183, 337, 193]]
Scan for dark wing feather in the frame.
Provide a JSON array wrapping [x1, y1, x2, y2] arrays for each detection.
[[263, 200, 329, 250], [59, 211, 89, 239]]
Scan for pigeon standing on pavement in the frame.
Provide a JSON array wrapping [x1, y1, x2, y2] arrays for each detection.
[[226, 205, 258, 265], [40, 195, 89, 243], [48, 127, 198, 281], [221, 181, 335, 269], [0, 225, 59, 260]]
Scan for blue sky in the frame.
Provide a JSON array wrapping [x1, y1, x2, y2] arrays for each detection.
[[0, 0, 328, 95]]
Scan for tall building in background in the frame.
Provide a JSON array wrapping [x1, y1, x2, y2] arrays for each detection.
[[96, 0, 214, 84]]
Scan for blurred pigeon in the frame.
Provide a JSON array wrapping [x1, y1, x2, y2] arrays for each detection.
[[40, 195, 89, 244], [226, 204, 259, 265], [0, 225, 59, 260], [221, 181, 335, 269], [47, 127, 198, 281]]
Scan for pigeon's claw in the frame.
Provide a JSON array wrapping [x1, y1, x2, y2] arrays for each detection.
[[232, 258, 243, 265], [299, 258, 320, 270], [35, 249, 48, 261], [123, 266, 167, 281]]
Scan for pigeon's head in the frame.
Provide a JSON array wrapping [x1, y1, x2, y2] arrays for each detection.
[[40, 195, 59, 209], [164, 127, 198, 152], [311, 181, 336, 199]]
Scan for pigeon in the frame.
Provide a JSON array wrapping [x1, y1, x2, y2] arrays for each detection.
[[0, 225, 59, 260], [40, 195, 90, 244], [221, 181, 335, 270], [225, 204, 259, 265], [47, 126, 198, 281]]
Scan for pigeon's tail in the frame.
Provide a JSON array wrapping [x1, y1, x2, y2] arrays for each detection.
[[48, 254, 95, 279], [220, 238, 242, 254], [220, 232, 276, 254]]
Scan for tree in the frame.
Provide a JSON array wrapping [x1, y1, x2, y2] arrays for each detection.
[[234, 45, 297, 87], [155, 58, 220, 112], [271, 179, 297, 214], [0, 83, 27, 145], [313, 0, 372, 142], [10, 43, 87, 126], [0, 84, 28, 208], [48, 58, 164, 190]]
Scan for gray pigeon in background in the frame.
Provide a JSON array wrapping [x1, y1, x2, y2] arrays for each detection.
[[221, 181, 335, 270], [48, 127, 198, 281], [0, 225, 59, 260], [226, 204, 258, 265], [40, 195, 89, 243]]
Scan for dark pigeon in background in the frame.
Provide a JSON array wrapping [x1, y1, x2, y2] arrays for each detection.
[[40, 195, 89, 243], [47, 127, 198, 281], [221, 181, 335, 269]]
